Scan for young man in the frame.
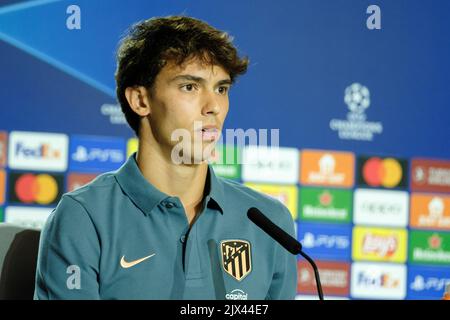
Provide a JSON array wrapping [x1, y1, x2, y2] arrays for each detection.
[[34, 16, 297, 300]]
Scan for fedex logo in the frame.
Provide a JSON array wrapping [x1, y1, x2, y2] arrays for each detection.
[[357, 271, 399, 288], [297, 222, 351, 261], [407, 265, 450, 299], [8, 131, 68, 171], [15, 143, 61, 159], [351, 262, 406, 299], [69, 135, 126, 172]]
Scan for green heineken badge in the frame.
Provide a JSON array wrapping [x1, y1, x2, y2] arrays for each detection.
[[299, 187, 352, 223], [409, 230, 450, 265]]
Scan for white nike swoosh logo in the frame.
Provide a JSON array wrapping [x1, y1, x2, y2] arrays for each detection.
[[120, 253, 156, 269]]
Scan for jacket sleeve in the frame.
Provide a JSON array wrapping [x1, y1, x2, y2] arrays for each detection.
[[34, 195, 101, 300], [266, 204, 297, 300]]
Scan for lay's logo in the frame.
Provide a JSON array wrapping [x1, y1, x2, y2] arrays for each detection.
[[8, 131, 68, 172], [362, 233, 397, 257], [352, 226, 407, 263]]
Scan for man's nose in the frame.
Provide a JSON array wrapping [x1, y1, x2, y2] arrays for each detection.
[[201, 90, 221, 115]]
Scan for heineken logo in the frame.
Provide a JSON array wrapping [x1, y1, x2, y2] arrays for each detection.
[[299, 188, 351, 223], [428, 234, 442, 249], [409, 231, 450, 265], [319, 191, 333, 206]]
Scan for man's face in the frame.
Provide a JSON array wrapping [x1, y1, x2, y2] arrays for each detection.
[[144, 57, 231, 164]]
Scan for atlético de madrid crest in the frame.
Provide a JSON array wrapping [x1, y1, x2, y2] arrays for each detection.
[[220, 240, 252, 281]]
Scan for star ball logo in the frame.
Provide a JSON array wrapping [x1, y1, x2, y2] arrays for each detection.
[[329, 83, 383, 141], [8, 172, 63, 206], [357, 156, 408, 189]]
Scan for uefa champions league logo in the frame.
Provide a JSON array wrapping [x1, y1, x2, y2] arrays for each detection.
[[329, 82, 383, 141], [344, 83, 370, 115]]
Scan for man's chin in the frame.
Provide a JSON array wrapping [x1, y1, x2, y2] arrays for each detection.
[[169, 143, 217, 165]]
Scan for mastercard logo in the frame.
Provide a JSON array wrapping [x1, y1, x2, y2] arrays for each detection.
[[359, 157, 407, 188], [9, 172, 63, 205]]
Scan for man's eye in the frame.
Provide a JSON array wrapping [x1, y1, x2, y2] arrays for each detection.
[[217, 86, 229, 95], [181, 84, 197, 92]]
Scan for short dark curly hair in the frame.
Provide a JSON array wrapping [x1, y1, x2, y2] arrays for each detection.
[[115, 16, 249, 136]]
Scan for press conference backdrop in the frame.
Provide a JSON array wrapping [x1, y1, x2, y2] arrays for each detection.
[[0, 0, 449, 300]]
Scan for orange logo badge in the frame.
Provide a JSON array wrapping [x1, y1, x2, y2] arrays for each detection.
[[300, 150, 354, 187], [0, 170, 5, 205], [410, 193, 450, 230]]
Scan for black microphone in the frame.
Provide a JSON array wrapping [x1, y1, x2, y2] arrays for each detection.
[[247, 207, 324, 300]]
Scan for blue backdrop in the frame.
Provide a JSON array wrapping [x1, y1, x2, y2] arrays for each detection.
[[1, 0, 449, 300], [0, 0, 449, 158]]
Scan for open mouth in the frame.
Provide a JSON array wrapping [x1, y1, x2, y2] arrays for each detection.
[[199, 128, 220, 141]]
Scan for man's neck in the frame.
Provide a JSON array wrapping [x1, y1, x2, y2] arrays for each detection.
[[136, 136, 208, 224]]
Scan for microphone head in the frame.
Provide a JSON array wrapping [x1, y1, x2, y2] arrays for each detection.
[[247, 208, 323, 300], [247, 207, 302, 255]]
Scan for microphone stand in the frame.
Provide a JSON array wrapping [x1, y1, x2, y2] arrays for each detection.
[[247, 207, 324, 300], [298, 250, 324, 300]]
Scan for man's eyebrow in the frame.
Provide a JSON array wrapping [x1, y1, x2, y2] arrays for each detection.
[[169, 74, 205, 83], [169, 74, 232, 86], [217, 79, 233, 86]]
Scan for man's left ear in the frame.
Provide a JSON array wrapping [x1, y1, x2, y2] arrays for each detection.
[[124, 86, 152, 117]]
